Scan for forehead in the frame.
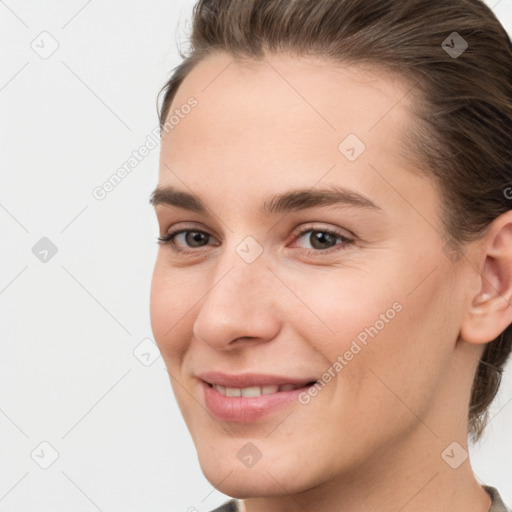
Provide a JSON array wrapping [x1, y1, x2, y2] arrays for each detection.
[[158, 51, 434, 221], [161, 51, 417, 164]]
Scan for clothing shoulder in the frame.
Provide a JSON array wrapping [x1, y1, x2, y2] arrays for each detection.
[[485, 485, 511, 512], [209, 489, 512, 512], [208, 499, 240, 512]]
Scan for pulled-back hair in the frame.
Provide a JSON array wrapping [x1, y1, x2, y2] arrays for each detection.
[[157, 0, 512, 443]]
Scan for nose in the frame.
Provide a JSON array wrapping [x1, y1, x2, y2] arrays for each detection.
[[192, 257, 282, 351]]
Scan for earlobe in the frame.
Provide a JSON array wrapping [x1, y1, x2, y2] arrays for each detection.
[[459, 211, 512, 345]]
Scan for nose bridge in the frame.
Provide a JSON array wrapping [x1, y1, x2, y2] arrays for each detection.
[[209, 233, 270, 304], [192, 242, 280, 348]]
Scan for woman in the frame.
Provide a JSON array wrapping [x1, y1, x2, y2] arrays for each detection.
[[149, 0, 512, 510]]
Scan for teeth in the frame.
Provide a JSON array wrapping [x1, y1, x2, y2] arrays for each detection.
[[241, 386, 261, 397], [262, 385, 279, 395], [213, 383, 304, 396]]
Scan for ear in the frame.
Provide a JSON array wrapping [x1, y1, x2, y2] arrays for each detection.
[[459, 210, 512, 345]]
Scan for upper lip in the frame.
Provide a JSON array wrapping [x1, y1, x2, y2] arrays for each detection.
[[198, 371, 318, 388]]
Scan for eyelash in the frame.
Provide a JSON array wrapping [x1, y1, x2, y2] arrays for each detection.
[[157, 226, 353, 256]]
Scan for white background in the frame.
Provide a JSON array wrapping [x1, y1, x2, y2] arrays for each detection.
[[0, 1, 511, 510]]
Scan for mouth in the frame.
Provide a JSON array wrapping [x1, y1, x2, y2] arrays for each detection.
[[203, 380, 318, 397], [198, 373, 320, 422]]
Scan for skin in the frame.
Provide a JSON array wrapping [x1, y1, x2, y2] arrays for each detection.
[[149, 51, 512, 512]]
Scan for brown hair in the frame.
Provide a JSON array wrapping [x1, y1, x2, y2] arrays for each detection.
[[157, 0, 512, 443]]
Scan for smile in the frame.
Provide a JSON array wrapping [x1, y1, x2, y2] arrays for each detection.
[[206, 382, 317, 397], [198, 374, 319, 423]]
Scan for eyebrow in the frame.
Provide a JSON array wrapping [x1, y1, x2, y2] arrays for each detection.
[[149, 185, 382, 215]]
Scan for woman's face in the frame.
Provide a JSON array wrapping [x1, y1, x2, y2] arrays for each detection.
[[150, 52, 479, 496]]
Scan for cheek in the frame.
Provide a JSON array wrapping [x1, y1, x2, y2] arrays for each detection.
[[339, 273, 455, 431], [279, 263, 400, 357], [149, 260, 191, 363], [289, 259, 453, 409]]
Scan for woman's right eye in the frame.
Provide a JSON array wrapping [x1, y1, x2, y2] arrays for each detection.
[[157, 229, 215, 255]]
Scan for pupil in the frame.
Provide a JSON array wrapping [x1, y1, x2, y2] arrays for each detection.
[[311, 232, 334, 249], [187, 231, 207, 247]]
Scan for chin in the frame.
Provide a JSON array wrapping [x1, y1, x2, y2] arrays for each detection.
[[197, 446, 317, 498], [201, 465, 296, 498]]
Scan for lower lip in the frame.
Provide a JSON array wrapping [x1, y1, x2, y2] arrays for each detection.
[[201, 380, 313, 423]]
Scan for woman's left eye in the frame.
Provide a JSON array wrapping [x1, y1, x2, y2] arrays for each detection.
[[157, 226, 353, 255], [290, 228, 353, 254]]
